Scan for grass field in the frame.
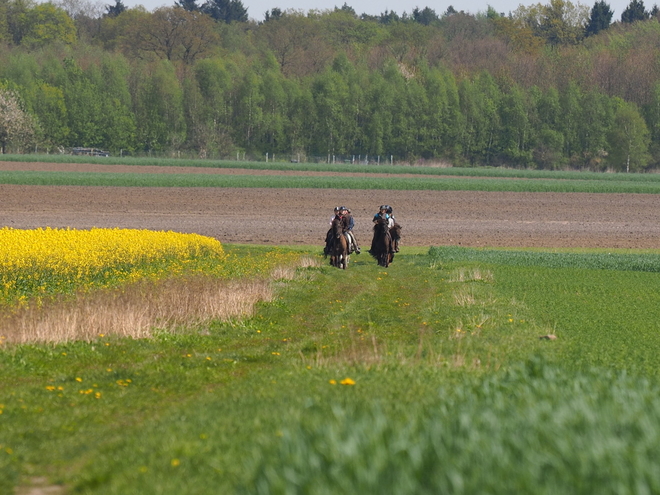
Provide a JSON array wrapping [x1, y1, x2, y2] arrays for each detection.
[[6, 169, 660, 194], [4, 153, 660, 182], [2, 244, 660, 493], [5, 154, 660, 194]]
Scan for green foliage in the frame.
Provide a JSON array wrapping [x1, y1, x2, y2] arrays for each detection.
[[244, 365, 660, 494], [18, 3, 77, 47], [607, 99, 651, 172], [5, 6, 660, 166]]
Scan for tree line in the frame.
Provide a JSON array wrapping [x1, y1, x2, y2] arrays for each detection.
[[1, 0, 660, 170]]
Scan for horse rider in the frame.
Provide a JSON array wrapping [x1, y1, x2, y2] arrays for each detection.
[[324, 206, 342, 255], [387, 205, 401, 252], [373, 205, 394, 228], [372, 205, 400, 253], [341, 206, 361, 254]]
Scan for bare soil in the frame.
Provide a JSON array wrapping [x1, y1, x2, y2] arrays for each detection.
[[3, 161, 660, 249]]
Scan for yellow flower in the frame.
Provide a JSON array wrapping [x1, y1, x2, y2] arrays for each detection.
[[329, 379, 337, 385], [171, 459, 180, 467], [340, 378, 356, 386]]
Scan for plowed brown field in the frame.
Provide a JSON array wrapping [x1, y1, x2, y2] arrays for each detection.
[[3, 161, 660, 249]]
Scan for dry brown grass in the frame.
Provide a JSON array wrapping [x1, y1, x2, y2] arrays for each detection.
[[0, 278, 272, 344], [0, 256, 322, 345]]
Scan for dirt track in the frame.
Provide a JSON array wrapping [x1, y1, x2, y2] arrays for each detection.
[[2, 161, 660, 249]]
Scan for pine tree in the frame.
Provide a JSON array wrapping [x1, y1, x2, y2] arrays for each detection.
[[585, 0, 613, 36], [201, 0, 248, 23], [621, 0, 648, 22]]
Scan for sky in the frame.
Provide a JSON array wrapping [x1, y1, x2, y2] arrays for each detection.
[[120, 0, 633, 22]]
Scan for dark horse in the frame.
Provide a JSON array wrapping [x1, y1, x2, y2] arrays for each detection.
[[330, 217, 349, 269], [370, 217, 394, 267]]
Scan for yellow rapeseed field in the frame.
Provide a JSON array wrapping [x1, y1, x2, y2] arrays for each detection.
[[0, 227, 226, 306]]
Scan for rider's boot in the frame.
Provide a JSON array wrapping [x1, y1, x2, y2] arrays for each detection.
[[350, 233, 360, 254]]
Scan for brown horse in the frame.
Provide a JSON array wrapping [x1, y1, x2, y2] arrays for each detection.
[[370, 217, 394, 267], [330, 217, 349, 269]]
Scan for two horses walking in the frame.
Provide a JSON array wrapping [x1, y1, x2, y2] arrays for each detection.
[[326, 215, 400, 269]]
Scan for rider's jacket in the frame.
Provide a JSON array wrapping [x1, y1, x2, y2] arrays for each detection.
[[373, 212, 394, 228], [345, 215, 355, 231]]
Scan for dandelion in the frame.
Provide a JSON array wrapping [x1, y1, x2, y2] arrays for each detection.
[[329, 379, 337, 385], [340, 378, 356, 386], [171, 459, 180, 467], [75, 377, 82, 382], [272, 352, 280, 356]]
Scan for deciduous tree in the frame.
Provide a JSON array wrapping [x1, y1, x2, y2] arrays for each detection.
[[19, 3, 77, 47], [607, 100, 650, 171], [123, 7, 219, 64]]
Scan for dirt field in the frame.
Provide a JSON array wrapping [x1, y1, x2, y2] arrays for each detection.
[[3, 161, 660, 249]]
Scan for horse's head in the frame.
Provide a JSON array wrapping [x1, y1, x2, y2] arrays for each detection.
[[374, 217, 389, 235], [332, 218, 343, 238]]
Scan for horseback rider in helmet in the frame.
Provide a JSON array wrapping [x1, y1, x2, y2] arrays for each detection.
[[324, 206, 342, 255], [340, 206, 361, 254], [372, 205, 400, 253], [387, 205, 401, 252], [373, 205, 394, 228]]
